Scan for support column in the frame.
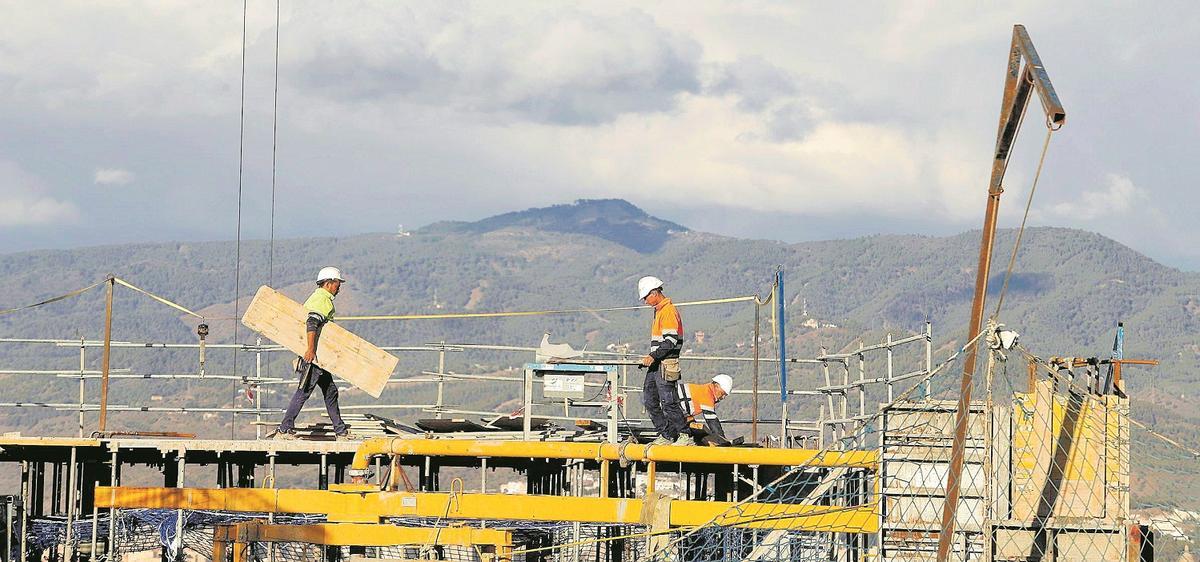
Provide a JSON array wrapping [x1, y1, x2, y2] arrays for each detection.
[[20, 461, 30, 562], [65, 447, 78, 561], [169, 452, 186, 562], [107, 450, 119, 561], [319, 453, 329, 490]]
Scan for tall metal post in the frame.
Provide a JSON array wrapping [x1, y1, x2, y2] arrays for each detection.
[[255, 336, 263, 439], [78, 340, 86, 437], [886, 333, 895, 403], [64, 447, 78, 561], [20, 460, 29, 562], [98, 276, 115, 432], [938, 25, 1065, 561], [436, 342, 446, 419], [90, 481, 100, 559], [606, 367, 619, 443], [776, 269, 786, 402], [522, 366, 534, 440], [752, 298, 761, 444], [857, 343, 866, 420], [108, 450, 118, 558], [174, 452, 186, 560], [5, 497, 13, 562], [924, 322, 933, 400]]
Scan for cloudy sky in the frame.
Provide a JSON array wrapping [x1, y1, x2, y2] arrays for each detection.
[[2, 2, 1198, 267]]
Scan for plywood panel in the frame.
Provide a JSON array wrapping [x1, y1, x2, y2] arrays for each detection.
[[241, 286, 398, 398], [1011, 381, 1052, 520]]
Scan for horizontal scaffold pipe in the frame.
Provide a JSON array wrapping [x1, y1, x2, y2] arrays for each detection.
[[348, 437, 877, 473]]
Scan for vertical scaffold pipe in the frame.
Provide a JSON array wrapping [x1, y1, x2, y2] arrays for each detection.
[[776, 268, 786, 403], [752, 297, 760, 444]]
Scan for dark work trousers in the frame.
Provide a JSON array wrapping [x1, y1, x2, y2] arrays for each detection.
[[642, 366, 687, 440], [278, 359, 348, 435]]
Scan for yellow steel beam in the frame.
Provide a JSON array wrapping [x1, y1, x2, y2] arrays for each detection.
[[96, 486, 878, 533], [348, 438, 878, 473], [672, 500, 879, 532]]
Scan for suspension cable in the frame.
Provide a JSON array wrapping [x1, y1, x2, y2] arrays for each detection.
[[268, 0, 280, 287], [992, 127, 1055, 318], [231, 0, 249, 438]]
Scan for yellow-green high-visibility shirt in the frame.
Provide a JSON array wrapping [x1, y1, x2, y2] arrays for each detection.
[[303, 287, 336, 323]]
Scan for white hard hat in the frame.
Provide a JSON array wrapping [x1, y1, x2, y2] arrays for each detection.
[[637, 276, 664, 300], [317, 266, 345, 283], [712, 374, 733, 394]]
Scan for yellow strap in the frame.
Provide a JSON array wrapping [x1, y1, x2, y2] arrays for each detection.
[[113, 277, 206, 319], [340, 295, 755, 321], [0, 280, 105, 317]]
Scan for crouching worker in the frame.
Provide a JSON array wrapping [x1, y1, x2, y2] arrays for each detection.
[[678, 374, 734, 446]]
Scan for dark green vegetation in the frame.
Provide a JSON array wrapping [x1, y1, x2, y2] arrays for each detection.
[[1, 199, 1199, 509]]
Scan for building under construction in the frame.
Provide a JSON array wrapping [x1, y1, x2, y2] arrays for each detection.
[[0, 23, 1186, 562], [0, 313, 1161, 561]]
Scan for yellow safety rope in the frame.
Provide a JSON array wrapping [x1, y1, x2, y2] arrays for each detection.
[[113, 277, 206, 319], [0, 280, 105, 317]]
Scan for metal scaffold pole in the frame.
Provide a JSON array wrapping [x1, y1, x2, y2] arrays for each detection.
[[98, 276, 115, 433]]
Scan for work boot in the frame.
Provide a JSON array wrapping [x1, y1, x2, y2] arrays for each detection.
[[672, 434, 694, 446], [335, 430, 358, 442], [649, 436, 671, 446], [273, 430, 297, 441]]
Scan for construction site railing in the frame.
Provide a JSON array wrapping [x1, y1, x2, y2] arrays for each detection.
[[0, 321, 933, 447]]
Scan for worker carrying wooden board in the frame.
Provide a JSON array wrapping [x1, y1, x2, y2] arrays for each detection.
[[241, 267, 399, 441]]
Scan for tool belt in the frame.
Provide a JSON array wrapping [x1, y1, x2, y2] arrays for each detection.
[[660, 358, 682, 381]]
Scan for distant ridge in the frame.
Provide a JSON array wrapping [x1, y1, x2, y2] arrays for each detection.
[[425, 199, 687, 253]]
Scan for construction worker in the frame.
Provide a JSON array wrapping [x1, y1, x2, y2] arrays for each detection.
[[637, 276, 691, 446], [678, 374, 733, 445], [275, 267, 354, 441]]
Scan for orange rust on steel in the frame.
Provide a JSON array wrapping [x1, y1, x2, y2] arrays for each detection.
[[938, 24, 1066, 562], [98, 276, 115, 432]]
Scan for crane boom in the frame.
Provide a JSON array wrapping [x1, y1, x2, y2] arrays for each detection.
[[936, 24, 1066, 562]]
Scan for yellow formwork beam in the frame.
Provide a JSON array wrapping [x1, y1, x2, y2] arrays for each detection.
[[96, 487, 879, 533], [348, 438, 878, 472], [672, 500, 879, 532]]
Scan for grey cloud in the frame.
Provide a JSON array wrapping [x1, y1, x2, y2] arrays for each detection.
[[284, 7, 702, 125], [705, 55, 798, 111], [764, 101, 818, 142]]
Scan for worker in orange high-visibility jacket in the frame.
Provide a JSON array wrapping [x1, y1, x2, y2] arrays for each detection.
[[637, 276, 691, 446], [678, 374, 733, 445]]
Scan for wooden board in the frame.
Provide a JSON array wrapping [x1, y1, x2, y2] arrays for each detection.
[[241, 285, 397, 398]]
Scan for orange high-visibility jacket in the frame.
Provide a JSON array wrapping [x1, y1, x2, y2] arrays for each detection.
[[648, 298, 683, 362], [678, 382, 718, 427], [677, 382, 728, 442]]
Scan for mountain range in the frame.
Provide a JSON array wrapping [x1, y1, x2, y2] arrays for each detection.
[[1, 198, 1199, 509]]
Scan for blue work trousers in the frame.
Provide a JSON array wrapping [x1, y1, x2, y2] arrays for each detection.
[[642, 367, 687, 440], [278, 359, 348, 435]]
